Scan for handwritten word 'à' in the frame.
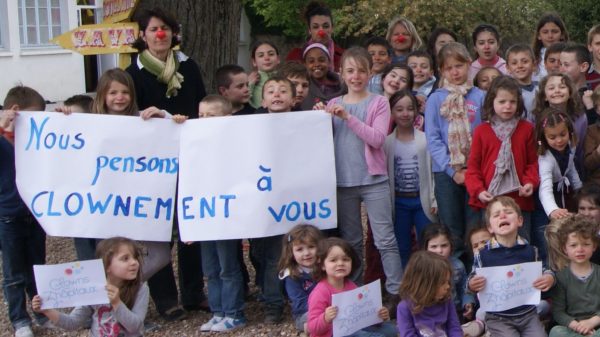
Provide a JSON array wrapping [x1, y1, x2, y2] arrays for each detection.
[[25, 117, 85, 151], [30, 191, 173, 220]]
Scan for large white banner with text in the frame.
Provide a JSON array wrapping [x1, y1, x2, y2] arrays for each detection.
[[177, 111, 337, 241]]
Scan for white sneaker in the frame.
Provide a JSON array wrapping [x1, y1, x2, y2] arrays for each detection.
[[15, 326, 34, 337], [200, 316, 223, 332], [210, 316, 246, 332]]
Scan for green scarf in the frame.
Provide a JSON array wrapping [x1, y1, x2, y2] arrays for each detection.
[[139, 49, 184, 98]]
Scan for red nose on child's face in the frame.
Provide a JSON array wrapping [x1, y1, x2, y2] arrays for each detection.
[[317, 29, 326, 38], [395, 35, 406, 43], [156, 30, 166, 39]]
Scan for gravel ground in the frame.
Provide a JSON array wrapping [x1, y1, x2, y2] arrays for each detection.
[[0, 236, 303, 337]]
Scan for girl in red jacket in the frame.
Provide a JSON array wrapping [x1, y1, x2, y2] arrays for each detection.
[[465, 75, 539, 234]]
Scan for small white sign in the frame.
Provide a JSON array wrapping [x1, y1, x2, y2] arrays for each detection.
[[477, 261, 542, 312], [332, 279, 383, 337], [34, 259, 108, 309]]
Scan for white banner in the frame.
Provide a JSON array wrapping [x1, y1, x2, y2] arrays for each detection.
[[177, 111, 337, 241], [477, 261, 542, 312], [34, 259, 108, 309], [15, 111, 179, 241], [332, 279, 383, 337]]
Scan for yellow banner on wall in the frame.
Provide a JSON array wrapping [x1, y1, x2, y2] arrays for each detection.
[[103, 0, 139, 23], [50, 23, 139, 55]]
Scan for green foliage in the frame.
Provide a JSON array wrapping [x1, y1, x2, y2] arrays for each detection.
[[244, 0, 345, 39], [548, 0, 600, 43]]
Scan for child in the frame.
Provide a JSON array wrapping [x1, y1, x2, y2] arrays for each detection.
[[321, 47, 403, 301], [278, 62, 310, 110], [506, 44, 539, 120], [307, 237, 397, 337], [421, 224, 475, 323], [32, 237, 148, 337], [0, 85, 48, 337], [468, 24, 508, 81], [466, 75, 539, 237], [381, 63, 414, 99], [587, 24, 600, 91], [407, 50, 437, 98], [216, 64, 254, 115], [560, 43, 595, 124], [473, 67, 501, 92], [548, 215, 600, 337], [397, 250, 463, 337], [467, 196, 554, 336], [55, 94, 94, 114], [544, 42, 567, 75], [425, 42, 485, 257], [426, 27, 458, 79], [198, 94, 233, 118], [249, 40, 281, 109], [537, 108, 583, 219], [278, 224, 324, 334], [532, 73, 587, 173], [262, 76, 296, 113], [93, 68, 139, 116], [577, 184, 600, 265], [301, 43, 345, 111], [384, 90, 437, 267], [385, 17, 422, 64], [583, 86, 600, 184], [532, 12, 569, 81], [467, 224, 492, 255], [365, 37, 392, 95]]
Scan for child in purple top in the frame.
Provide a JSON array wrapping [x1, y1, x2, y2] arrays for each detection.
[[397, 251, 462, 337]]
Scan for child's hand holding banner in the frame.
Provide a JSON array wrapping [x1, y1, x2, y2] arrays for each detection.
[[331, 279, 383, 337], [34, 259, 108, 309], [476, 261, 542, 312]]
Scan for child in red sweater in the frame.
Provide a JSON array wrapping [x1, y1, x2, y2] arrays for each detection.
[[465, 75, 539, 236]]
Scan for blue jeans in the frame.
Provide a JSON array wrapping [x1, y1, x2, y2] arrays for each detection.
[[531, 194, 549, 264], [201, 240, 244, 319], [349, 321, 398, 337], [394, 196, 430, 267], [0, 213, 47, 329], [433, 173, 479, 258], [249, 234, 283, 309], [73, 238, 97, 260], [337, 181, 403, 294]]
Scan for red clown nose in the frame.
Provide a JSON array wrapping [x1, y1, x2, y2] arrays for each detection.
[[317, 29, 326, 38], [156, 30, 166, 39], [395, 35, 406, 43]]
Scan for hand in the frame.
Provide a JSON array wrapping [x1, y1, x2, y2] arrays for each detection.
[[430, 207, 437, 215], [463, 303, 474, 319], [378, 307, 390, 321], [416, 95, 426, 114], [248, 71, 259, 85], [533, 274, 554, 292], [106, 284, 122, 308], [326, 104, 349, 120], [32, 295, 45, 313], [54, 105, 74, 115], [172, 114, 188, 124], [478, 191, 494, 203], [519, 183, 533, 197], [550, 208, 570, 219], [576, 316, 600, 335], [453, 170, 465, 185], [468, 275, 486, 292], [313, 101, 326, 111], [582, 90, 594, 110], [140, 106, 166, 120], [0, 108, 18, 132], [324, 305, 338, 323]]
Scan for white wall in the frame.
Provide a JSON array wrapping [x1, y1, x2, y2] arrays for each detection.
[[0, 1, 85, 103]]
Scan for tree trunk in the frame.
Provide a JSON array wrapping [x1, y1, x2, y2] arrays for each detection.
[[136, 0, 242, 92]]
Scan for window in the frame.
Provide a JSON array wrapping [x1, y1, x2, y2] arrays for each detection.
[[19, 0, 67, 47], [0, 0, 7, 50]]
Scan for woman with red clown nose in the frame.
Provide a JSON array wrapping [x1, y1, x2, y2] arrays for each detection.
[[385, 17, 423, 64], [285, 1, 344, 73], [126, 7, 209, 323]]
